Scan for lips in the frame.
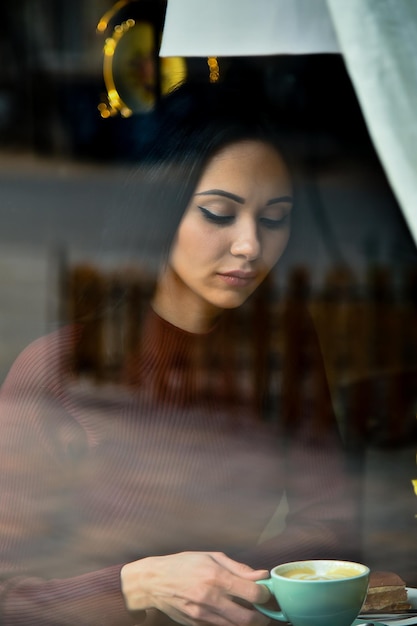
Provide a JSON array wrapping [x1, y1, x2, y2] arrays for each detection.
[[217, 270, 257, 287]]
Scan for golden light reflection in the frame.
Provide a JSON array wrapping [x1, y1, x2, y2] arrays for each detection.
[[104, 38, 116, 56], [96, 0, 133, 34], [97, 4, 187, 118], [207, 57, 220, 83]]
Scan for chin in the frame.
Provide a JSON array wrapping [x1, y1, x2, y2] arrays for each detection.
[[215, 294, 252, 310]]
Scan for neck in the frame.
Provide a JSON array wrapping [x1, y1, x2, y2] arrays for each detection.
[[151, 301, 219, 334], [152, 270, 222, 334]]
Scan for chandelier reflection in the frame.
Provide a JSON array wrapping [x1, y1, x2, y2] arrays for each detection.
[[97, 2, 187, 118]]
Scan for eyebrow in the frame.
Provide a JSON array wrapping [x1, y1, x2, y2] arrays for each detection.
[[266, 196, 293, 205], [195, 189, 293, 205], [195, 189, 245, 203]]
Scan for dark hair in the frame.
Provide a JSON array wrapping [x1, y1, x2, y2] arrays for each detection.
[[148, 80, 292, 163], [116, 80, 295, 272]]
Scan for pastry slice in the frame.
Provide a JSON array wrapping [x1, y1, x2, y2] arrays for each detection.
[[362, 571, 411, 612]]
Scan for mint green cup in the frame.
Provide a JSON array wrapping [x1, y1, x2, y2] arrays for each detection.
[[255, 559, 370, 626]]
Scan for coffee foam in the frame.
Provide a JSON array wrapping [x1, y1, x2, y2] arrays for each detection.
[[280, 563, 364, 581]]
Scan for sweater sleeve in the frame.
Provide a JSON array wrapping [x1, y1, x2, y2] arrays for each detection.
[[0, 329, 143, 626], [1, 566, 138, 626]]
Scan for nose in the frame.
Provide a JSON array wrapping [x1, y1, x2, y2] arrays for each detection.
[[230, 220, 261, 261]]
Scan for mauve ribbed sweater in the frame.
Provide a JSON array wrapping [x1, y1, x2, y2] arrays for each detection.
[[0, 308, 358, 625]]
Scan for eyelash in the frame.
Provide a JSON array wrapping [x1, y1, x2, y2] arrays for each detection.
[[198, 206, 290, 230], [198, 206, 233, 225], [259, 215, 290, 230]]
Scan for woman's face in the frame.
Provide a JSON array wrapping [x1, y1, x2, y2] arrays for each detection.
[[153, 139, 293, 332]]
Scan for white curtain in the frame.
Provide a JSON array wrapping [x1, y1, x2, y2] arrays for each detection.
[[326, 0, 417, 246], [160, 0, 417, 245]]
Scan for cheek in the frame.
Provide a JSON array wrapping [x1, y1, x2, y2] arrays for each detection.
[[264, 229, 290, 268], [175, 221, 225, 265], [171, 223, 210, 275]]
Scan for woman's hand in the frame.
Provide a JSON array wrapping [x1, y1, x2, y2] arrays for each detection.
[[120, 551, 271, 626]]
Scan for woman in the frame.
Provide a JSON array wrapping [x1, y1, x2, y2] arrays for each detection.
[[0, 82, 359, 626]]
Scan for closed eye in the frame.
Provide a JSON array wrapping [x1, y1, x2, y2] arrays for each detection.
[[198, 206, 234, 225], [259, 214, 290, 230]]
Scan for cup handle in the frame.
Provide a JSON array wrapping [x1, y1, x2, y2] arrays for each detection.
[[254, 579, 288, 622]]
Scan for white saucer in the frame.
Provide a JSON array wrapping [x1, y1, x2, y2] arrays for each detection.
[[406, 587, 417, 608]]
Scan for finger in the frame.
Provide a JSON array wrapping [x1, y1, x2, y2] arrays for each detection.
[[217, 596, 271, 626], [251, 582, 272, 605], [215, 570, 271, 605], [171, 596, 269, 626], [235, 579, 271, 605], [205, 554, 271, 606], [210, 552, 269, 580], [240, 569, 270, 581]]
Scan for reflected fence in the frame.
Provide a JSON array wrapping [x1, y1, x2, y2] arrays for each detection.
[[65, 262, 417, 451]]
